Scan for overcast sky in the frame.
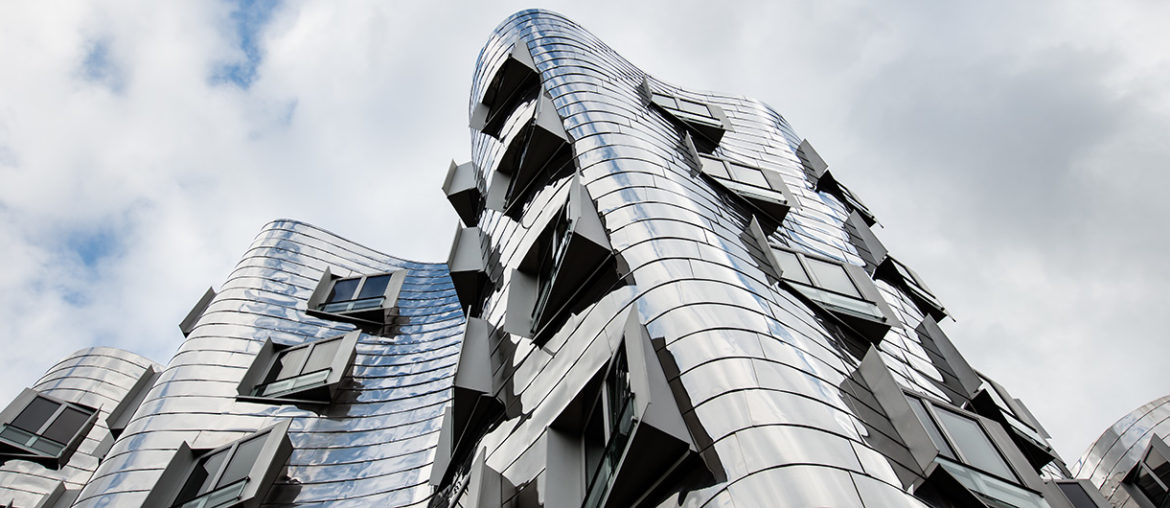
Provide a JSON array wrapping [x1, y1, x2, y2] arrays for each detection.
[[1, 0, 1166, 464]]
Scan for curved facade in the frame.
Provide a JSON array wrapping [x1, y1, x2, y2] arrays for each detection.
[[1073, 395, 1170, 507], [432, 9, 1086, 508], [0, 10, 1105, 508], [0, 347, 159, 507], [70, 220, 462, 507]]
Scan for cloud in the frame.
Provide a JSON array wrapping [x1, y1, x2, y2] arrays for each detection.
[[0, 0, 1166, 467]]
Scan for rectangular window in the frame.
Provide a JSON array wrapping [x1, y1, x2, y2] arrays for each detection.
[[237, 332, 359, 405], [0, 390, 96, 466], [1131, 438, 1170, 507], [306, 268, 406, 331]]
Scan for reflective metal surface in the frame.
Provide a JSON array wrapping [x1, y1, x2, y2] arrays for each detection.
[[453, 9, 1065, 507], [72, 220, 462, 507], [0, 347, 159, 507], [1072, 395, 1170, 507]]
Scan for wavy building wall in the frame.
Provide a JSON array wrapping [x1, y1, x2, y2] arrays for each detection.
[[1073, 396, 1170, 507], [0, 9, 1124, 508]]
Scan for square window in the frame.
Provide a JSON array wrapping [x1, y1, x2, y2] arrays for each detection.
[[0, 388, 97, 468], [237, 331, 359, 406], [143, 421, 292, 508], [644, 79, 729, 151]]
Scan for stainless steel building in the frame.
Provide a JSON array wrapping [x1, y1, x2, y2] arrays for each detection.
[[0, 8, 1124, 508], [1072, 396, 1170, 508]]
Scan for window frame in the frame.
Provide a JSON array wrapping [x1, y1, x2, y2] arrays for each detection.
[[305, 268, 406, 330], [797, 138, 878, 226], [1127, 436, 1170, 508], [0, 388, 98, 468], [484, 91, 574, 219], [694, 149, 796, 225], [143, 420, 292, 508], [876, 255, 949, 321], [748, 219, 898, 343], [236, 331, 360, 406], [470, 43, 541, 139], [642, 78, 730, 152]]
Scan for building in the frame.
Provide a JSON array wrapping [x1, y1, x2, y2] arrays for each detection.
[[1072, 396, 1170, 508], [0, 8, 1121, 508]]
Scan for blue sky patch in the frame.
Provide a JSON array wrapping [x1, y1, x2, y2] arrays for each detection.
[[211, 0, 281, 89], [81, 38, 124, 92]]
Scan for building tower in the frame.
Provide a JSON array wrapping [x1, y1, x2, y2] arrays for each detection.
[[0, 8, 1121, 508], [1073, 396, 1170, 507]]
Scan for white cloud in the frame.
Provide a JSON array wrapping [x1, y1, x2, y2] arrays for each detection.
[[0, 0, 1166, 465]]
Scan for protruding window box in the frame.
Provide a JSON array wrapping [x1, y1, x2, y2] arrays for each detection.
[[696, 150, 796, 224], [179, 287, 217, 337], [306, 268, 406, 330], [447, 227, 491, 316], [643, 78, 730, 152], [798, 139, 877, 226], [844, 210, 887, 273], [106, 366, 161, 439], [486, 92, 573, 218], [143, 420, 292, 508], [859, 349, 1051, 508], [470, 43, 541, 139], [876, 255, 949, 322], [916, 317, 982, 399], [967, 375, 1057, 471], [1048, 479, 1113, 508], [430, 318, 503, 491], [748, 218, 897, 343], [1125, 436, 1170, 508], [504, 178, 613, 345], [443, 161, 484, 227], [547, 311, 708, 508], [236, 331, 359, 407], [0, 389, 98, 468]]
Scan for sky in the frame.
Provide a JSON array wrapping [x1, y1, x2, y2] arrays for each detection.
[[0, 0, 1167, 464]]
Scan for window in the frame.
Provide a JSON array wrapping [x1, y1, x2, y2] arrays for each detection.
[[545, 311, 710, 508], [876, 255, 948, 321], [504, 177, 615, 345], [237, 331, 359, 405], [907, 393, 1048, 508], [1128, 436, 1170, 508], [470, 43, 541, 139], [967, 374, 1056, 471], [0, 388, 97, 468], [143, 421, 292, 508], [797, 139, 877, 225], [306, 268, 406, 331], [643, 78, 729, 153], [758, 237, 897, 343], [484, 91, 573, 218], [695, 150, 796, 224], [843, 210, 887, 273]]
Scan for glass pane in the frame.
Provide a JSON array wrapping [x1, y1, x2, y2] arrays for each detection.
[[29, 435, 64, 455], [937, 458, 1048, 508], [772, 249, 810, 285], [906, 397, 955, 459], [267, 347, 309, 383], [303, 339, 341, 375], [699, 157, 730, 179], [12, 397, 60, 433], [805, 258, 861, 298], [176, 448, 229, 503], [217, 436, 265, 488], [727, 162, 770, 188], [0, 425, 36, 447], [325, 278, 360, 304], [1056, 482, 1100, 508], [357, 275, 391, 300], [935, 408, 1016, 480], [41, 406, 91, 444], [346, 297, 384, 311], [678, 98, 711, 116]]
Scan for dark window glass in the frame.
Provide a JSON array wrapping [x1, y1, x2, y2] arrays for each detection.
[[326, 278, 360, 303], [1135, 446, 1170, 506], [357, 275, 391, 300], [303, 340, 340, 375], [934, 407, 1015, 480], [41, 406, 90, 444], [1056, 482, 1100, 508], [176, 448, 229, 504], [217, 436, 264, 488], [773, 250, 810, 285], [267, 346, 309, 383], [805, 258, 860, 298], [11, 397, 58, 432], [907, 397, 955, 459]]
